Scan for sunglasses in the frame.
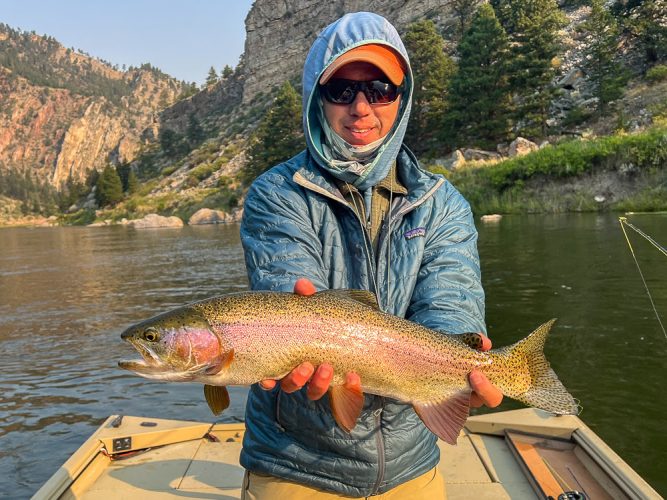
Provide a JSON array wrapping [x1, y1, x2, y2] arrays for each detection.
[[320, 78, 402, 105]]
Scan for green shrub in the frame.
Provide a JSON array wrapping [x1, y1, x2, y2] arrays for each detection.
[[646, 64, 667, 83]]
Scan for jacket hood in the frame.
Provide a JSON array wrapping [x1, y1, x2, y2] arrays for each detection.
[[302, 12, 413, 191]]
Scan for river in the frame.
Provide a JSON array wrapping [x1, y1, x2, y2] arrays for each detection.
[[0, 214, 665, 497]]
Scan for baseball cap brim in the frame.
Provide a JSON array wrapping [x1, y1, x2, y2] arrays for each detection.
[[319, 44, 406, 86]]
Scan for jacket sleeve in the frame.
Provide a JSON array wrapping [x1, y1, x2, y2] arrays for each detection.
[[240, 168, 328, 292], [405, 185, 486, 335]]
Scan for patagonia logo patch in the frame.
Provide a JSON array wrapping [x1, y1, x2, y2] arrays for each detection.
[[404, 227, 426, 240]]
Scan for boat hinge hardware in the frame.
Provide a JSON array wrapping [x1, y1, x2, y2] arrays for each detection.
[[112, 436, 132, 453]]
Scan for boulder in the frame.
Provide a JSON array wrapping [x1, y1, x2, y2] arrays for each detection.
[[508, 137, 539, 157], [480, 214, 503, 223], [188, 208, 230, 225], [128, 213, 184, 229], [462, 149, 501, 162], [434, 150, 466, 171]]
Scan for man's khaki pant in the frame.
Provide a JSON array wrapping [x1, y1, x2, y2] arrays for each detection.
[[241, 467, 446, 500]]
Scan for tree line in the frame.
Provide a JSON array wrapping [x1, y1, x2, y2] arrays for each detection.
[[244, 0, 666, 179]]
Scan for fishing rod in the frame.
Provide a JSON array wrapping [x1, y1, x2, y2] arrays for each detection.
[[618, 216, 666, 340]]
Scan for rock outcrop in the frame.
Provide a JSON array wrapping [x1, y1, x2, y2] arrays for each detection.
[[241, 0, 461, 104], [0, 26, 183, 187], [128, 213, 184, 228]]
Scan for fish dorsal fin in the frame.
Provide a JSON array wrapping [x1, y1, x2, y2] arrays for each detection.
[[413, 390, 471, 445], [318, 289, 379, 309], [329, 382, 365, 432], [444, 333, 484, 350], [204, 385, 230, 416]]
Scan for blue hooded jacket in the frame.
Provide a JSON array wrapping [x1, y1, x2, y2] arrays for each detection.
[[240, 12, 486, 496]]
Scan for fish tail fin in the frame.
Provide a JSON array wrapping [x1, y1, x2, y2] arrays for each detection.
[[502, 319, 579, 415]]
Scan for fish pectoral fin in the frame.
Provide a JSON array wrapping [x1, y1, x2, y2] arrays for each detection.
[[204, 348, 235, 375], [204, 384, 230, 415], [329, 383, 364, 432], [413, 390, 471, 445]]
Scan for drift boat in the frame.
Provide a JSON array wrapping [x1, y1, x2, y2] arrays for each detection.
[[34, 408, 660, 499]]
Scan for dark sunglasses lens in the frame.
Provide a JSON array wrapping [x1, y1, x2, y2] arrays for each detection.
[[366, 80, 398, 104], [323, 80, 357, 104], [322, 79, 399, 104]]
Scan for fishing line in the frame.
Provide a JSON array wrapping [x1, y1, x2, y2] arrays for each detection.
[[618, 217, 667, 340]]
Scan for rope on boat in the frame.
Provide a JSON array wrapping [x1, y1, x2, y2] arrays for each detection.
[[619, 217, 667, 341]]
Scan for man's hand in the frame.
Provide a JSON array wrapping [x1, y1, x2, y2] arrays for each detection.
[[467, 334, 503, 408], [259, 279, 361, 400]]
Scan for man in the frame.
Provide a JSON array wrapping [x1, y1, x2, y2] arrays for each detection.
[[240, 11, 501, 499]]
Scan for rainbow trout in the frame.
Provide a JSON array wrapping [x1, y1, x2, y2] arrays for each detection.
[[119, 290, 578, 444]]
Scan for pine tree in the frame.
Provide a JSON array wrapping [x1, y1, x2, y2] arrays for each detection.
[[95, 165, 123, 207], [186, 113, 205, 145], [403, 20, 456, 156], [626, 0, 667, 64], [206, 66, 219, 86], [581, 0, 627, 113], [221, 65, 234, 79], [126, 169, 138, 194], [492, 0, 566, 137], [444, 4, 513, 150], [242, 82, 303, 186]]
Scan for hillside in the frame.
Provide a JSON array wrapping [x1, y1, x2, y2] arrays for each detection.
[[0, 0, 665, 226], [0, 23, 185, 187]]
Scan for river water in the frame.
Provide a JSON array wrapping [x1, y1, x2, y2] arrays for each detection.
[[0, 214, 665, 497]]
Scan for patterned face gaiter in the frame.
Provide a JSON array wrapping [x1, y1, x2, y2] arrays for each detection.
[[318, 100, 386, 179]]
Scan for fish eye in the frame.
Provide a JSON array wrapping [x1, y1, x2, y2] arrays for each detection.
[[143, 328, 160, 342]]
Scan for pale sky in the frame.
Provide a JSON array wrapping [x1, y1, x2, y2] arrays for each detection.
[[1, 0, 255, 84]]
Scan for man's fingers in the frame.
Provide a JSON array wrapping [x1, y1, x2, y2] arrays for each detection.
[[294, 278, 317, 296], [470, 392, 484, 408], [259, 379, 277, 391], [345, 371, 361, 390], [479, 335, 492, 352], [469, 370, 503, 408], [306, 363, 334, 400], [280, 362, 315, 393]]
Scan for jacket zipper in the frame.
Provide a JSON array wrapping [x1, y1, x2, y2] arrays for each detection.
[[370, 397, 385, 495], [293, 172, 444, 493]]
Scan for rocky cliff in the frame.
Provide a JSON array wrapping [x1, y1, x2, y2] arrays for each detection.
[[0, 25, 183, 187], [241, 0, 463, 104]]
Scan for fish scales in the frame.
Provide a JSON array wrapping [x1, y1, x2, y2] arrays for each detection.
[[119, 289, 579, 444], [195, 292, 487, 402]]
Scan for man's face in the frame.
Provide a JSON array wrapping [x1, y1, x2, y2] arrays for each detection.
[[322, 62, 401, 147]]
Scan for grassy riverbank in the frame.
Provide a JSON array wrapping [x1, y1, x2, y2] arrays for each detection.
[[439, 126, 667, 215]]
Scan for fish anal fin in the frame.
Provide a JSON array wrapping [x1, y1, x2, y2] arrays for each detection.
[[414, 390, 471, 445], [318, 290, 379, 310], [204, 384, 230, 415], [329, 382, 365, 432]]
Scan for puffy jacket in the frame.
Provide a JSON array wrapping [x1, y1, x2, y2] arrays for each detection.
[[239, 11, 485, 497]]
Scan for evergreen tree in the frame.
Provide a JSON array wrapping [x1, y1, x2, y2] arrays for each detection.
[[625, 0, 667, 64], [206, 66, 219, 86], [221, 65, 234, 79], [95, 165, 123, 206], [451, 0, 478, 39], [403, 20, 456, 155], [581, 0, 628, 113], [492, 0, 566, 137], [126, 169, 138, 194], [444, 4, 513, 150], [159, 128, 187, 157], [242, 82, 303, 186], [186, 113, 205, 145]]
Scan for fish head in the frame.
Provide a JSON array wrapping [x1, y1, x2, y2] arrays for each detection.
[[118, 305, 226, 381]]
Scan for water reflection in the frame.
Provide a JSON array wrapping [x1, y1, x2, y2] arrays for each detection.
[[0, 215, 665, 496]]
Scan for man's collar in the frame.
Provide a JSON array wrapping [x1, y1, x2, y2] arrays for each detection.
[[336, 161, 407, 195]]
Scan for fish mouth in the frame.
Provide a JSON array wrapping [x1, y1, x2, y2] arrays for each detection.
[[118, 339, 166, 374]]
